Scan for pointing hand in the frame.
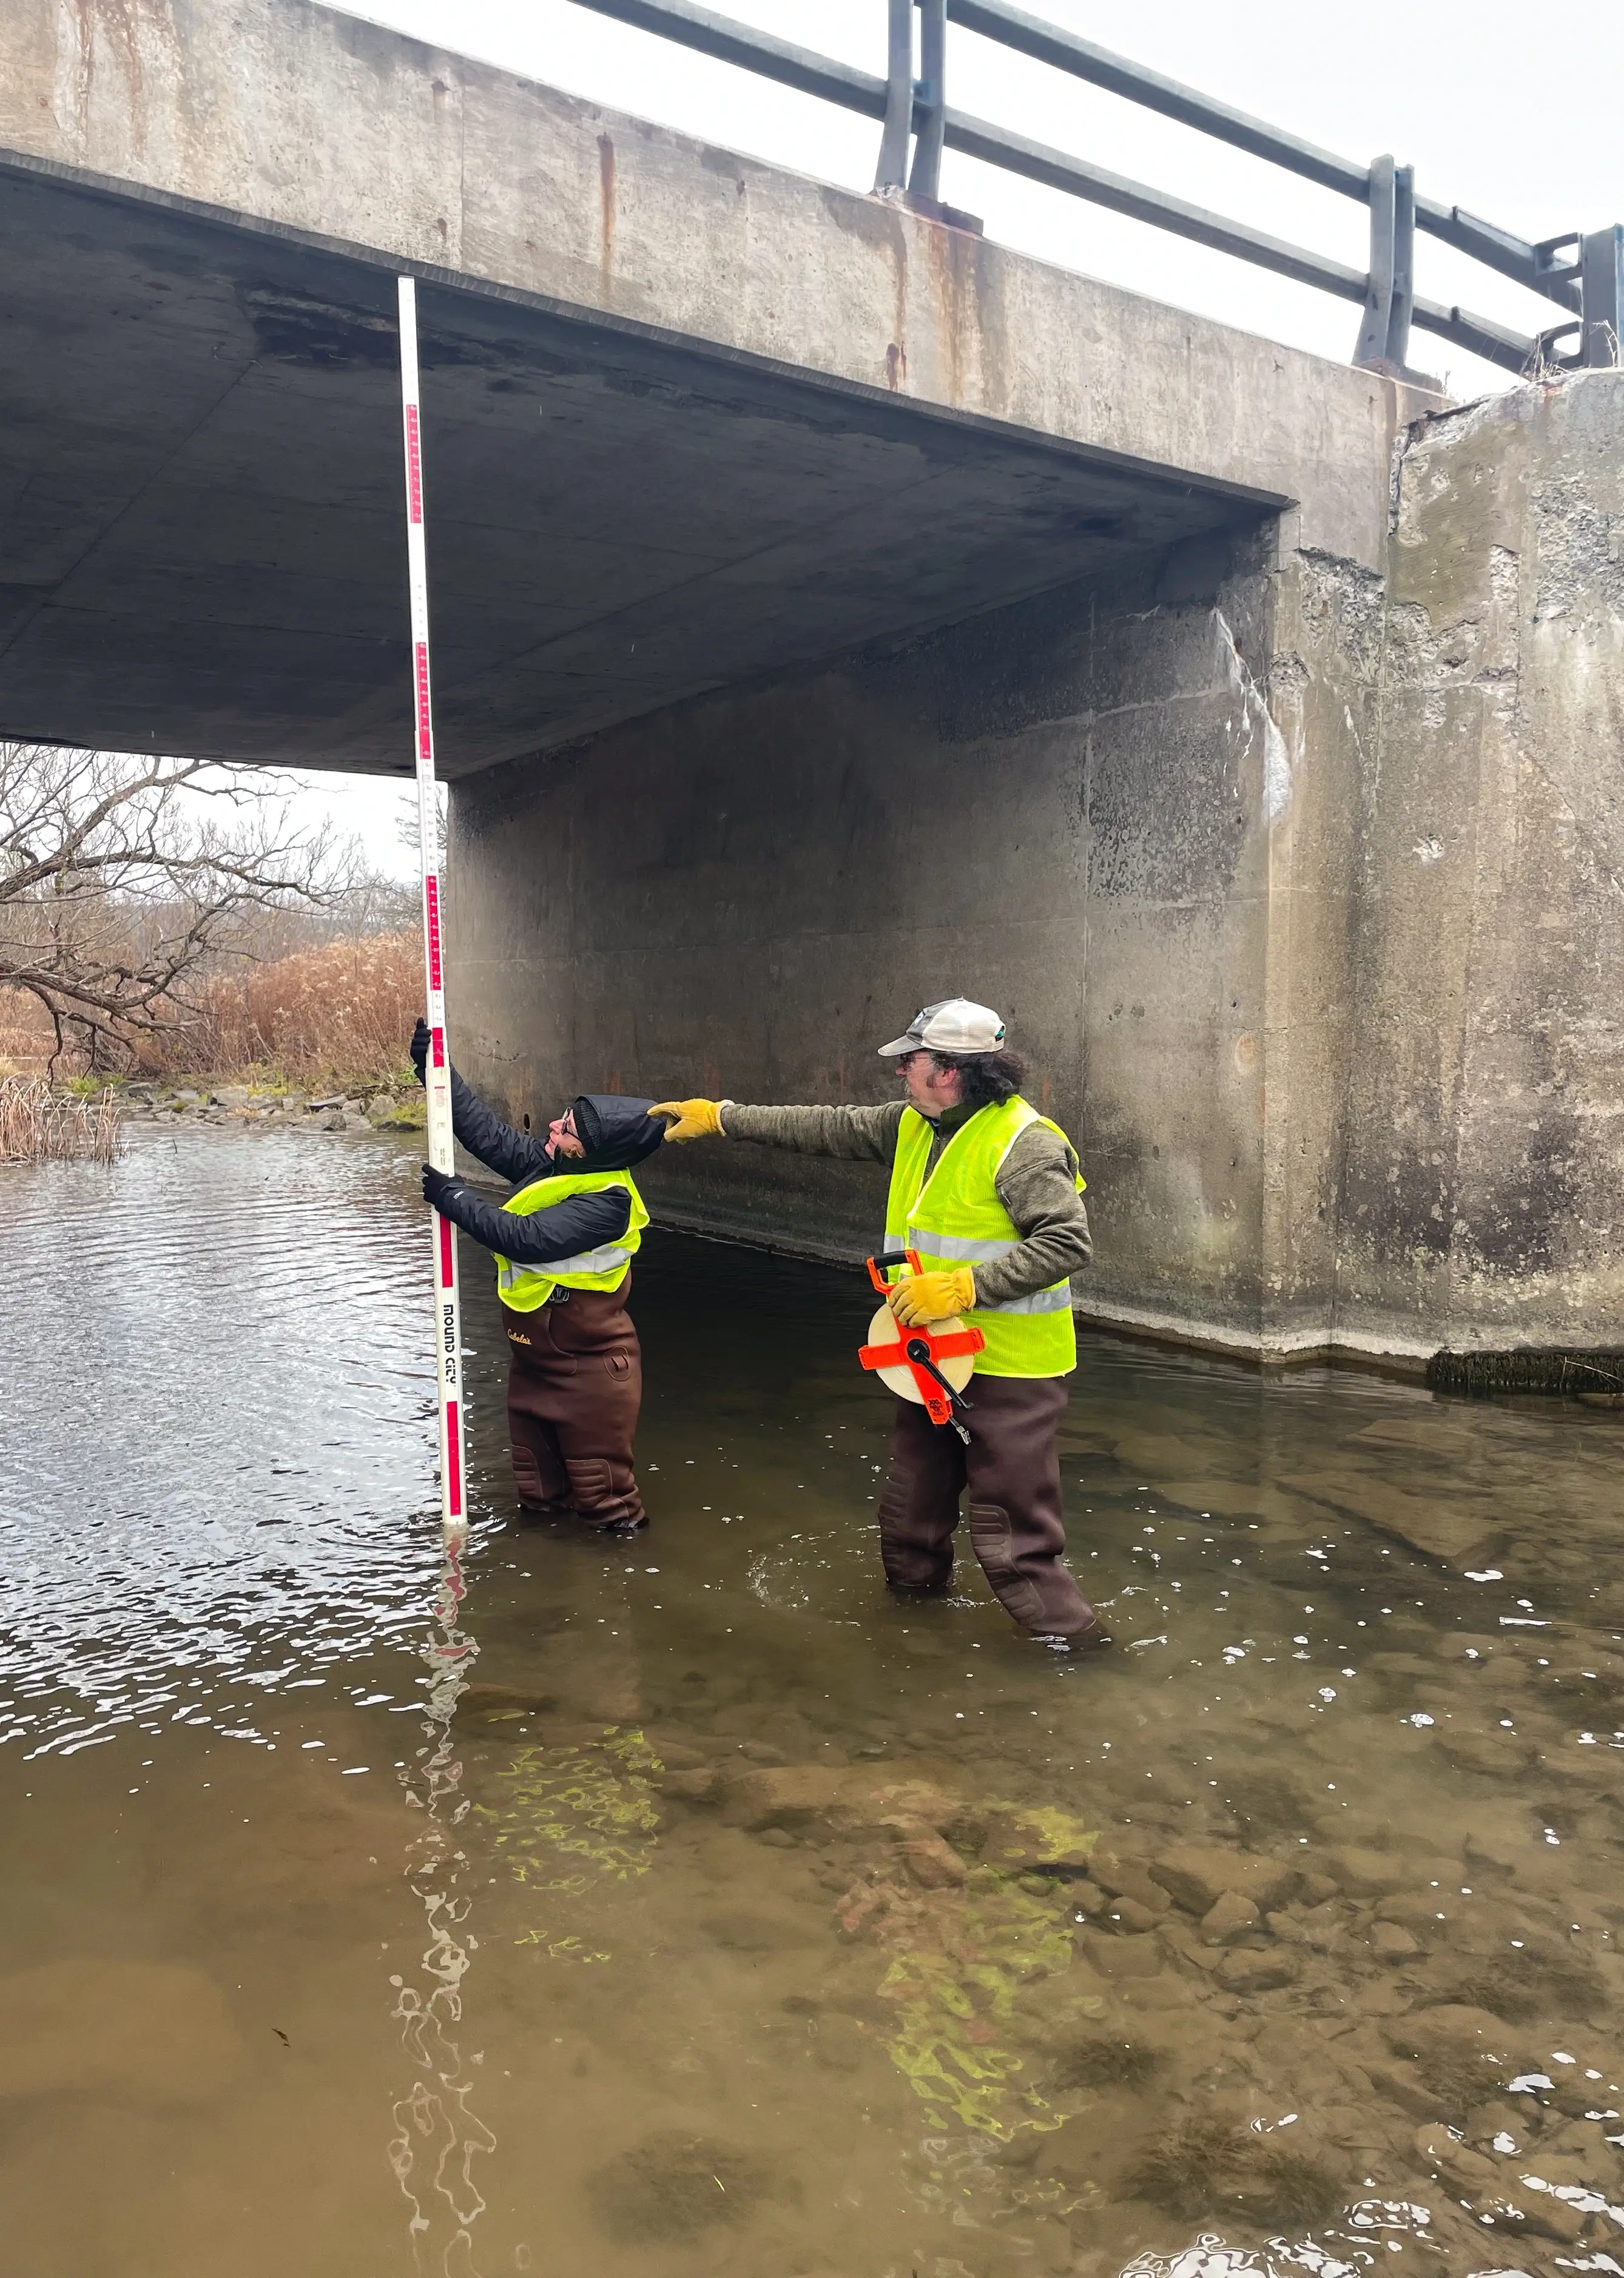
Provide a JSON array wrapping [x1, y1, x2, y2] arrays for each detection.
[[652, 1097, 724, 1142]]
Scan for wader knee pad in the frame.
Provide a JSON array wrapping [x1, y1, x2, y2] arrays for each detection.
[[877, 1478, 954, 1590], [968, 1502, 1045, 1631]]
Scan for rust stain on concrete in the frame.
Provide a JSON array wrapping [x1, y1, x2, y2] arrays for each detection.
[[920, 216, 980, 410]]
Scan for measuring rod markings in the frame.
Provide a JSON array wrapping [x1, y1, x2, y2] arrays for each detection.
[[398, 276, 467, 1544]]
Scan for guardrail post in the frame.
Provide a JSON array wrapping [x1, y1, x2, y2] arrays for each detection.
[[1579, 226, 1623, 366], [874, 0, 914, 192], [1389, 163, 1415, 369], [909, 0, 947, 201], [1355, 155, 1414, 372]]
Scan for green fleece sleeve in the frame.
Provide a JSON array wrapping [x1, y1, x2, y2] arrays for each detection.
[[974, 1125, 1093, 1306], [717, 1100, 907, 1162]]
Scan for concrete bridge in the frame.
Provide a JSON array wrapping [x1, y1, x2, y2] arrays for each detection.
[[4, 0, 1621, 1361]]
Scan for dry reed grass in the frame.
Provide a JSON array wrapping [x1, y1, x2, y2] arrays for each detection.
[[2, 932, 422, 1091], [144, 929, 420, 1086], [0, 1078, 123, 1164]]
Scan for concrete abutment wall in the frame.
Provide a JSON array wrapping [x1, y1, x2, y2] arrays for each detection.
[[451, 372, 1624, 1363]]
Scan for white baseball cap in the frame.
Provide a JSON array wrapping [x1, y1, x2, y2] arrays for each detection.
[[877, 998, 1008, 1057]]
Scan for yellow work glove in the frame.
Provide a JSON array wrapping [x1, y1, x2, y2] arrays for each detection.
[[652, 1097, 724, 1142], [888, 1266, 975, 1325]]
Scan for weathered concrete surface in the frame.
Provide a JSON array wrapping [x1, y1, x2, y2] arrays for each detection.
[[0, 0, 1427, 553], [453, 374, 1624, 1360], [0, 163, 1250, 771], [0, 0, 1438, 768], [450, 520, 1333, 1348], [1336, 374, 1624, 1352]]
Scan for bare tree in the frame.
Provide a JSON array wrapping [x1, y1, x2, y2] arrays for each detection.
[[0, 743, 347, 1070]]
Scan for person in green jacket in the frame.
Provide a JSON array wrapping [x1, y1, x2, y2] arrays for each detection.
[[656, 999, 1108, 1652]]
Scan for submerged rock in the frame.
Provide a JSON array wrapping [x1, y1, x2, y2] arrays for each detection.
[[1321, 1844, 1408, 1899], [1370, 1919, 1421, 1958], [886, 1819, 968, 1890], [1216, 1946, 1301, 1992], [723, 1764, 960, 1839], [1199, 1890, 1261, 1944], [982, 1804, 1100, 1875], [1148, 1843, 1297, 1917], [1088, 1848, 1172, 1918], [1383, 2003, 1517, 2061], [1287, 1466, 1494, 1563]]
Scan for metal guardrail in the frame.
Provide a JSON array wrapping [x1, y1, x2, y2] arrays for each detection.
[[567, 0, 1623, 379]]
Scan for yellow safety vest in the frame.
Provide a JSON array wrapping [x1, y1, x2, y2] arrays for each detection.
[[493, 1168, 649, 1313], [883, 1096, 1082, 1378]]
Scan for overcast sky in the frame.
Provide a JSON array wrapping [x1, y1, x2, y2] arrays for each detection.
[[296, 0, 1623, 875]]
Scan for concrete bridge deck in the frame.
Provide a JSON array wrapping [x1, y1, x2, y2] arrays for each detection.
[[3, 0, 1621, 1364], [0, 0, 1428, 772]]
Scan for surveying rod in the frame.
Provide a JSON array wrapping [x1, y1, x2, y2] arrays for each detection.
[[397, 276, 468, 1548]]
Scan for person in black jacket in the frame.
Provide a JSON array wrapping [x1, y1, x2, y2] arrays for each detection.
[[410, 1021, 667, 1537]]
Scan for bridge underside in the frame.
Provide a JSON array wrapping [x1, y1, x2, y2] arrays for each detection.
[[0, 164, 1264, 776], [2, 0, 1620, 1365]]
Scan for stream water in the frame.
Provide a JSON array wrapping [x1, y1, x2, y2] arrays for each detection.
[[3, 1124, 1622, 2278]]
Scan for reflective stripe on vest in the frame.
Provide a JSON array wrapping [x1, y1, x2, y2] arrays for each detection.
[[877, 1228, 1075, 1313], [493, 1167, 649, 1314], [882, 1097, 1082, 1378]]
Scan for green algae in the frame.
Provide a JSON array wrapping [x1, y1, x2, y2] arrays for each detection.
[[877, 1862, 1099, 2140], [999, 1805, 1100, 1866], [477, 1727, 662, 1958]]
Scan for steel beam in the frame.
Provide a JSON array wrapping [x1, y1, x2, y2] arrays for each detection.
[[1580, 226, 1624, 367], [909, 0, 947, 201], [1355, 157, 1400, 370], [1418, 204, 1582, 311], [568, 0, 889, 117], [1410, 295, 1537, 373], [562, 0, 1540, 374], [1355, 157, 1415, 371], [875, 0, 914, 191], [945, 0, 1369, 197], [943, 0, 1581, 312]]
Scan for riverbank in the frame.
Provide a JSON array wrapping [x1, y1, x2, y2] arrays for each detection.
[[114, 1075, 425, 1134]]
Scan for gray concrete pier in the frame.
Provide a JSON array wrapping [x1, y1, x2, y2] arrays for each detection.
[[3, 0, 1620, 1360]]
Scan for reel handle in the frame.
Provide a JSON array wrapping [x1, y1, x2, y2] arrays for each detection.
[[867, 1247, 922, 1292], [903, 1338, 973, 1416]]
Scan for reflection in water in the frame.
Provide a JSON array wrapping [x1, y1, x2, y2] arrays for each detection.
[[389, 1539, 491, 2275], [3, 1123, 1623, 2277]]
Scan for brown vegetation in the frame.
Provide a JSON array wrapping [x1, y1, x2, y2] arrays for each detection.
[[2, 929, 420, 1092], [0, 1077, 121, 1165], [141, 929, 420, 1087]]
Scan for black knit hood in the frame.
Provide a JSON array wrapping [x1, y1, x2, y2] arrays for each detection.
[[562, 1093, 668, 1172]]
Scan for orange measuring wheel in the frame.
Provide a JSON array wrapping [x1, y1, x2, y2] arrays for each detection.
[[858, 1249, 985, 1443]]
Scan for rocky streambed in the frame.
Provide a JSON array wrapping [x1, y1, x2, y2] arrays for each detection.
[[116, 1078, 425, 1133], [453, 1619, 1624, 2278], [5, 1130, 1620, 2278]]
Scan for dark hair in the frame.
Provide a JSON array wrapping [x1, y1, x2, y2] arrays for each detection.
[[929, 1046, 1026, 1110]]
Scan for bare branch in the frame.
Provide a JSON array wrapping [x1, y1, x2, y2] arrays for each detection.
[[0, 740, 363, 1070]]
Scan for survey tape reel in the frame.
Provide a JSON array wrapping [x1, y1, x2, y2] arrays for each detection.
[[862, 1305, 978, 1403], [858, 1249, 985, 1438]]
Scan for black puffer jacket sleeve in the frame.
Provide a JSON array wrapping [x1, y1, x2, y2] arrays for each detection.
[[430, 1178, 633, 1264], [448, 1067, 553, 1184]]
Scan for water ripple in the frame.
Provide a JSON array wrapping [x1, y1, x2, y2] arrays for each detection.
[[1, 1126, 470, 1755]]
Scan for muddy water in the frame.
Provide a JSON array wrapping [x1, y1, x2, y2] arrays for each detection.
[[4, 1127, 1623, 2278]]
